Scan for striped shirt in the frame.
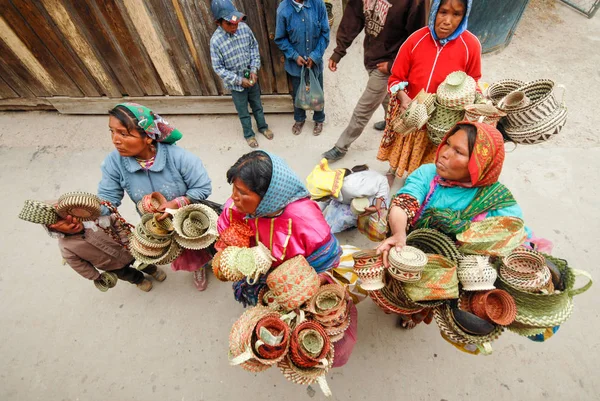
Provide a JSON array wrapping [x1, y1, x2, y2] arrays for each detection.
[[210, 22, 261, 92]]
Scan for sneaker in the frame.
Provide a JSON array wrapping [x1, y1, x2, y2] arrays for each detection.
[[292, 121, 305, 135], [260, 128, 274, 140], [193, 268, 208, 291], [136, 279, 153, 292], [322, 146, 346, 162], [373, 121, 386, 131], [313, 122, 324, 136], [149, 267, 167, 282]]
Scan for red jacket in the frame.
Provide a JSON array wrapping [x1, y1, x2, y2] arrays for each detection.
[[388, 26, 482, 98]]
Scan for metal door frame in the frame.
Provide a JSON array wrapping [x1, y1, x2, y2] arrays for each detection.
[[559, 0, 600, 18]]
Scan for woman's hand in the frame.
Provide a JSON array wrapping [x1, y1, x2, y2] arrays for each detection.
[[376, 232, 407, 268], [397, 90, 412, 113], [157, 199, 181, 221]]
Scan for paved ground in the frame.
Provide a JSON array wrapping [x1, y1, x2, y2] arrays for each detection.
[[1, 2, 599, 400]]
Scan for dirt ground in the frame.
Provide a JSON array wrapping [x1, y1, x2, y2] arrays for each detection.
[[1, 2, 599, 401]]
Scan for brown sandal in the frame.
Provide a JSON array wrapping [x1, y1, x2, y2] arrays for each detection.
[[260, 128, 274, 140], [246, 136, 259, 148], [313, 122, 324, 136], [292, 121, 305, 135]]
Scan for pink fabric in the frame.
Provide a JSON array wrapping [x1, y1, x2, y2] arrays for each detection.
[[332, 301, 358, 368], [170, 248, 212, 272], [217, 198, 333, 267]]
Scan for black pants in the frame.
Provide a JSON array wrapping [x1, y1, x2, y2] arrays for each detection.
[[110, 263, 156, 285]]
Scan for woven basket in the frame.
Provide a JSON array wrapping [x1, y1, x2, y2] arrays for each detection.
[[502, 80, 565, 127], [229, 306, 281, 372], [278, 347, 334, 397], [290, 321, 330, 368], [436, 71, 476, 108], [211, 251, 228, 281], [19, 200, 59, 225], [428, 101, 466, 127], [130, 240, 181, 265], [457, 255, 497, 291], [426, 121, 451, 145], [350, 197, 370, 215], [413, 89, 436, 115], [94, 271, 118, 292], [470, 289, 517, 326], [352, 250, 385, 291], [129, 234, 168, 257], [266, 255, 320, 311], [497, 254, 592, 328], [500, 247, 551, 293], [219, 220, 253, 248], [56, 192, 102, 221], [325, 2, 334, 26], [457, 216, 526, 257], [433, 304, 503, 345], [370, 282, 425, 315], [504, 104, 567, 145], [403, 254, 458, 302], [497, 91, 530, 110], [451, 308, 496, 336], [253, 315, 291, 364], [406, 228, 461, 263], [219, 246, 246, 281], [405, 102, 430, 130], [464, 104, 506, 127], [487, 79, 525, 105], [172, 204, 218, 250]]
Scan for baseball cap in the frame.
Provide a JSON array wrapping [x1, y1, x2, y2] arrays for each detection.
[[211, 0, 246, 23]]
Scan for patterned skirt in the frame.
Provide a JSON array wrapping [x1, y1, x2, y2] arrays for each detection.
[[377, 96, 437, 178]]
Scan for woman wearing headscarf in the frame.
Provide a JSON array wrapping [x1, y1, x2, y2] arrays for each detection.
[[98, 103, 213, 290], [218, 151, 342, 275], [378, 0, 482, 182], [377, 121, 527, 328], [218, 151, 357, 367]]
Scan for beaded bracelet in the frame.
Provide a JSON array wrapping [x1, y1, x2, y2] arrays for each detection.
[[390, 194, 420, 230]]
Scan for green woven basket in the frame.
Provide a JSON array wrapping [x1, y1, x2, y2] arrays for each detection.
[[457, 216, 526, 257], [406, 228, 461, 263], [19, 200, 59, 225], [403, 254, 459, 302], [497, 255, 592, 328]]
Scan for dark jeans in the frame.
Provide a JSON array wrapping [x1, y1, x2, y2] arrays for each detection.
[[289, 69, 325, 123], [231, 83, 268, 139], [110, 263, 156, 285]]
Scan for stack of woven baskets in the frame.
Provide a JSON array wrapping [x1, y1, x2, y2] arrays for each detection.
[[427, 71, 478, 144], [355, 219, 592, 354], [19, 191, 103, 225], [129, 196, 218, 265], [228, 258, 354, 397], [488, 78, 568, 144]]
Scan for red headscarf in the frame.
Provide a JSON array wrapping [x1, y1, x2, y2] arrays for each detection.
[[435, 121, 505, 188]]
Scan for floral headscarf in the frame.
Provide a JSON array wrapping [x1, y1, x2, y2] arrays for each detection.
[[435, 121, 505, 188], [428, 0, 473, 46], [117, 102, 182, 144], [253, 151, 310, 217]]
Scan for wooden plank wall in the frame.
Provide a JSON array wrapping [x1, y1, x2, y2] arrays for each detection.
[[0, 0, 289, 110]]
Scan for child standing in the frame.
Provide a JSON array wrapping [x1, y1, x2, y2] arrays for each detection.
[[209, 0, 274, 148]]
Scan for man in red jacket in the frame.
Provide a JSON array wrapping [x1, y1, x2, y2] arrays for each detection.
[[322, 0, 427, 162]]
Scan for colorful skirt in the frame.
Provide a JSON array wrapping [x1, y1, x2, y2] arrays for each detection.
[[377, 96, 436, 178]]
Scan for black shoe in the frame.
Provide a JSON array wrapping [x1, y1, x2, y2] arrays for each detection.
[[373, 121, 386, 131], [322, 146, 346, 162]]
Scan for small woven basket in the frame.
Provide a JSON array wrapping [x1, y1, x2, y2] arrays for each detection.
[[352, 250, 385, 291], [406, 228, 461, 263], [19, 200, 59, 225], [433, 304, 503, 345], [56, 192, 102, 221], [436, 71, 476, 109], [290, 321, 330, 368], [500, 247, 551, 293], [457, 255, 497, 291], [457, 216, 527, 257], [464, 103, 506, 127], [253, 315, 291, 363], [266, 255, 320, 311], [403, 254, 459, 302], [487, 79, 525, 105]]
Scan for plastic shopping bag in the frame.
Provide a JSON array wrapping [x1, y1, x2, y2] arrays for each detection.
[[295, 66, 324, 111]]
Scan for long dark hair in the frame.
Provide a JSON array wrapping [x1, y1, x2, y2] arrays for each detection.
[[226, 151, 273, 199], [108, 106, 146, 137], [446, 123, 477, 156]]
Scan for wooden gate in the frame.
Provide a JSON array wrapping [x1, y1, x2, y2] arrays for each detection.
[[0, 0, 292, 113]]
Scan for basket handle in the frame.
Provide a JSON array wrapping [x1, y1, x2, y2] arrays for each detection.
[[568, 269, 592, 297], [476, 342, 493, 355], [555, 84, 566, 106], [316, 375, 332, 397], [229, 349, 254, 366]]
